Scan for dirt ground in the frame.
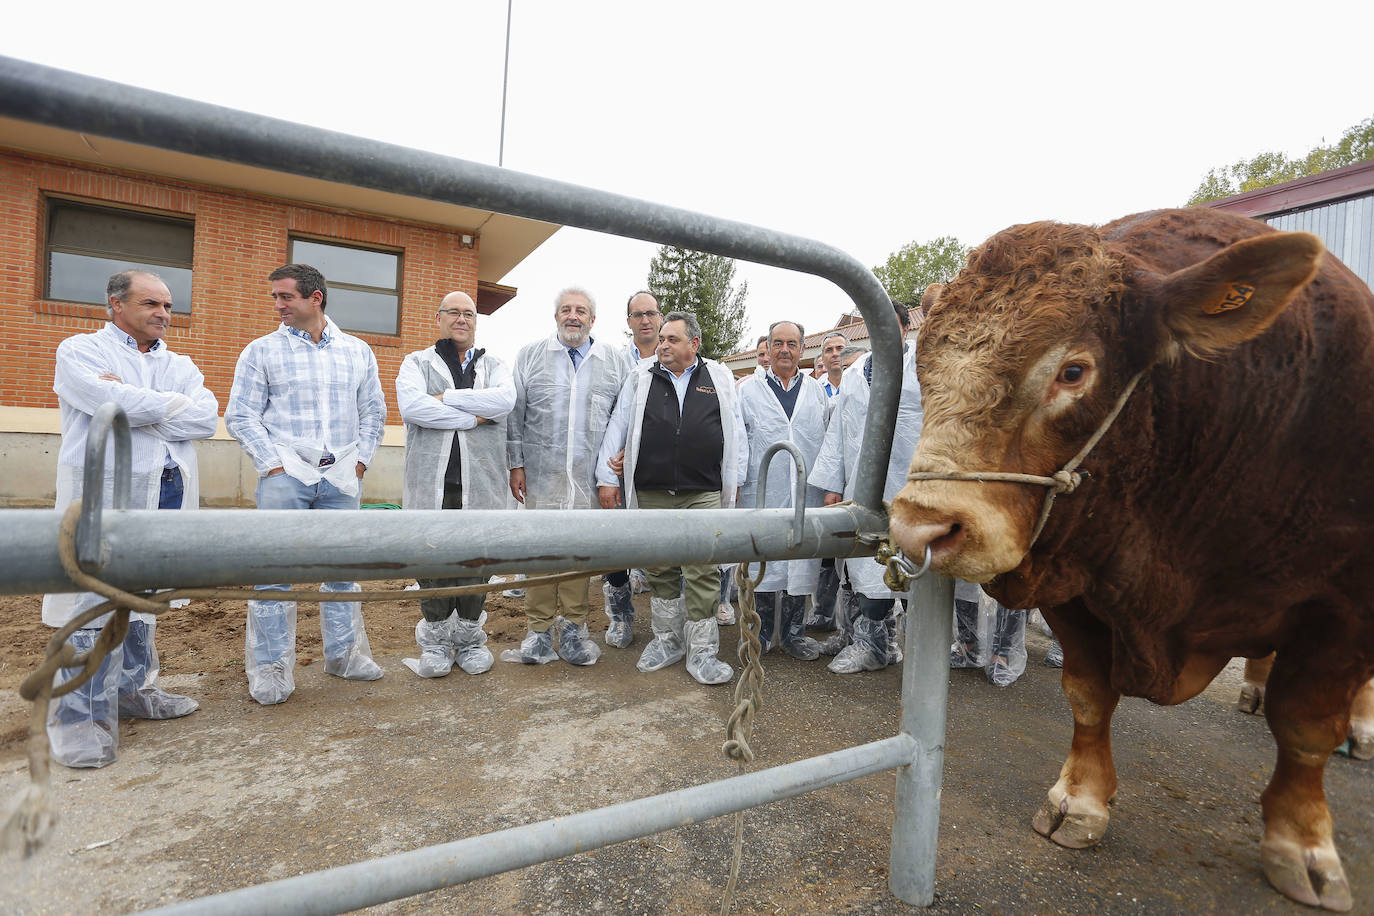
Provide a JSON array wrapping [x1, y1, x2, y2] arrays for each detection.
[[1, 583, 1371, 915]]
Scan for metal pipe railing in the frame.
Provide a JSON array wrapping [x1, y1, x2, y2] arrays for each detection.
[[139, 735, 919, 916]]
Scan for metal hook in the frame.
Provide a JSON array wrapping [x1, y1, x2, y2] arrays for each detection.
[[755, 440, 809, 548], [76, 402, 133, 570]]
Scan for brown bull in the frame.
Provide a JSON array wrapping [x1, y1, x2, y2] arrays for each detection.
[[890, 208, 1374, 911]]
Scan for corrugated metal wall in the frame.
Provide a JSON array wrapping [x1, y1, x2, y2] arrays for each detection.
[[1266, 195, 1372, 288]]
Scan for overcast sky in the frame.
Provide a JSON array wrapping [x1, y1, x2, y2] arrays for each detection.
[[5, 1, 1372, 362]]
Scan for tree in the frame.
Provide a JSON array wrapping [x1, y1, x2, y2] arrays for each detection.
[[872, 235, 970, 305], [645, 245, 749, 359], [1185, 115, 1374, 206]]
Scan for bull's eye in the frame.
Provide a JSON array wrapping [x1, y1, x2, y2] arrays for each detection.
[[1058, 364, 1086, 385]]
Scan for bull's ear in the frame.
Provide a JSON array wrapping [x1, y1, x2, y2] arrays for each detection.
[[1158, 231, 1323, 358]]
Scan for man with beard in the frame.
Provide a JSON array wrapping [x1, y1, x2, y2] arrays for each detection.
[[503, 287, 628, 665]]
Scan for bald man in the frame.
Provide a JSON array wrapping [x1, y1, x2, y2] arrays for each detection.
[[395, 291, 516, 677]]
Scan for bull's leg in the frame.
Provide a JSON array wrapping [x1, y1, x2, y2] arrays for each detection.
[[1347, 678, 1374, 761], [1238, 653, 1274, 714], [1260, 651, 1358, 912], [1032, 605, 1119, 849]]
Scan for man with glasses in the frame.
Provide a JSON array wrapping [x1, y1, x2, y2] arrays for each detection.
[[395, 291, 515, 678]]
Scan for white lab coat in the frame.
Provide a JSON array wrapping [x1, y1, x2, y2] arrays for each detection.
[[596, 358, 747, 508], [812, 342, 925, 600], [738, 371, 830, 594], [507, 335, 627, 510], [43, 323, 219, 627], [397, 346, 517, 510]]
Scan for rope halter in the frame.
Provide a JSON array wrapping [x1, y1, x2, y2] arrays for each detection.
[[905, 368, 1147, 549]]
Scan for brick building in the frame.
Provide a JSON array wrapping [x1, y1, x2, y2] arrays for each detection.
[[0, 120, 557, 506]]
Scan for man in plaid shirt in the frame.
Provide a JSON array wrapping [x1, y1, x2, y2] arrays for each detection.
[[225, 263, 387, 705]]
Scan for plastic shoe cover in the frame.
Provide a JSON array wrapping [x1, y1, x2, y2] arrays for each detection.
[[684, 617, 733, 685], [556, 617, 602, 666], [500, 628, 558, 664], [715, 602, 736, 626], [319, 585, 382, 680], [602, 581, 635, 649], [808, 565, 840, 630], [637, 596, 686, 673], [118, 620, 198, 719], [47, 629, 121, 768], [630, 569, 651, 594], [780, 595, 822, 661], [502, 573, 527, 598], [403, 614, 456, 678], [827, 616, 889, 674], [754, 591, 778, 655], [248, 660, 294, 705], [1044, 638, 1064, 668], [987, 657, 1019, 687], [818, 630, 851, 656], [453, 611, 495, 674]]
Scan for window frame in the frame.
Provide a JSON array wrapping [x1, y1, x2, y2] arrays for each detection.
[[287, 235, 404, 336], [43, 196, 196, 313]]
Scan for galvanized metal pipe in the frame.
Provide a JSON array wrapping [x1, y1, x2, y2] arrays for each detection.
[[0, 55, 904, 511], [76, 402, 132, 565], [889, 572, 955, 905], [0, 503, 888, 596], [138, 734, 917, 916]]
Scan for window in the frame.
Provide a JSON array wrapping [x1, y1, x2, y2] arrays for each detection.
[[46, 200, 194, 312], [289, 237, 401, 335]]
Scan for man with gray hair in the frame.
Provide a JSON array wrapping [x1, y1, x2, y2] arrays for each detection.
[[595, 311, 747, 684], [738, 319, 830, 659], [819, 332, 848, 398], [43, 269, 219, 767], [503, 286, 628, 665]]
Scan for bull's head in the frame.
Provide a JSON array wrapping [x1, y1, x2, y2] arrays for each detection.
[[889, 217, 1322, 595]]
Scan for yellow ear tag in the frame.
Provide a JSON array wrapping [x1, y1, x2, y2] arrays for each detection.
[[1202, 283, 1255, 315]]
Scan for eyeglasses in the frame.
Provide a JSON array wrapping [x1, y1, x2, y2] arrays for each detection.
[[629, 310, 661, 320], [437, 309, 474, 318]]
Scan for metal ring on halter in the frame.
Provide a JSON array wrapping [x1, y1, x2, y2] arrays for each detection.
[[755, 440, 809, 548], [76, 402, 134, 570], [892, 544, 933, 581]]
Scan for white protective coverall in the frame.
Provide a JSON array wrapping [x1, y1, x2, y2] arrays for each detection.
[[507, 335, 627, 510], [44, 323, 220, 625], [397, 346, 516, 510], [596, 358, 747, 508], [738, 371, 830, 595], [43, 322, 219, 767], [811, 343, 925, 601]]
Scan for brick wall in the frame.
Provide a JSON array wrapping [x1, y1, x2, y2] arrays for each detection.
[[0, 149, 481, 418]]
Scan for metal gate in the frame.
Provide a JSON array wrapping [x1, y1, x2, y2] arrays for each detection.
[[0, 56, 954, 914]]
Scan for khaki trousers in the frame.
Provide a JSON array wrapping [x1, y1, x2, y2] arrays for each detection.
[[636, 489, 722, 622], [525, 575, 590, 631]]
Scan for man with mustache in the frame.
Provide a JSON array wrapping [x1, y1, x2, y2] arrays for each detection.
[[503, 286, 628, 665]]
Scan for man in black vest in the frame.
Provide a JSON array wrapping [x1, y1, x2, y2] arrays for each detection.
[[596, 312, 747, 685]]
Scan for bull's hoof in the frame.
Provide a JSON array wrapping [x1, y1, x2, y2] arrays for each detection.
[[1261, 836, 1352, 911], [1348, 727, 1374, 761], [1237, 683, 1265, 714], [1032, 796, 1109, 849]]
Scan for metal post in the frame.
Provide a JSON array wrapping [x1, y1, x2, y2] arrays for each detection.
[[889, 572, 955, 905]]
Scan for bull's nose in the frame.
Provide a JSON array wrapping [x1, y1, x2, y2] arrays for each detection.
[[889, 498, 966, 566]]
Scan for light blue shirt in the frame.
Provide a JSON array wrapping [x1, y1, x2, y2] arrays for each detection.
[[661, 359, 699, 412], [225, 316, 387, 476]]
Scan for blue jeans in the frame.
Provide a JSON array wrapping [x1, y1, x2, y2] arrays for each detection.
[[249, 473, 362, 667]]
